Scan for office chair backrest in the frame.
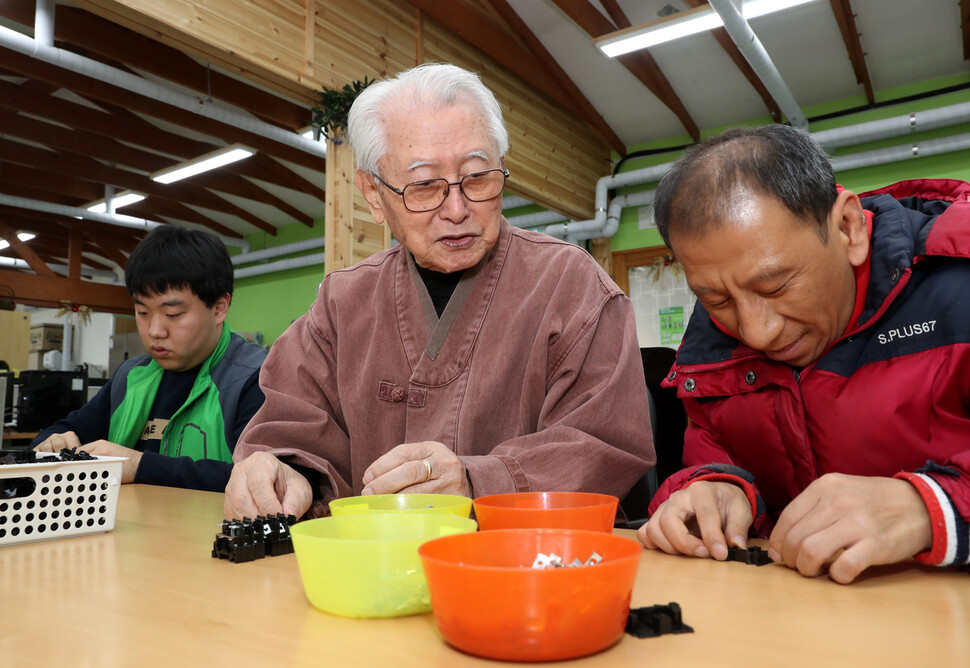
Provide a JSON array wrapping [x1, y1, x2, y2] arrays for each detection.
[[618, 347, 689, 522], [640, 347, 687, 487]]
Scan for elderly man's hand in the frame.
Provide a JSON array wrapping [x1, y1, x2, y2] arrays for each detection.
[[637, 481, 753, 560], [224, 451, 313, 519], [768, 473, 932, 584], [362, 441, 472, 497]]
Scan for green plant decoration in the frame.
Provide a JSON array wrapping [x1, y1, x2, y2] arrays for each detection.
[[310, 77, 374, 144]]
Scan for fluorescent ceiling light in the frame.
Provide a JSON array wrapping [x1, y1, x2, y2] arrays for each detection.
[[151, 144, 255, 184], [597, 0, 818, 57], [0, 232, 36, 251], [86, 191, 146, 213]]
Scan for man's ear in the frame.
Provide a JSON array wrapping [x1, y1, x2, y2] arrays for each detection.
[[831, 189, 869, 268], [212, 293, 230, 326], [355, 169, 386, 224]]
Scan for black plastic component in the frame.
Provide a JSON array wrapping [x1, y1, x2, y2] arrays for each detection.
[[0, 450, 39, 466], [626, 602, 694, 638], [726, 545, 772, 566], [211, 514, 298, 563], [1, 448, 98, 465], [58, 447, 96, 461]]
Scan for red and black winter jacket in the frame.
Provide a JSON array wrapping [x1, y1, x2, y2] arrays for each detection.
[[651, 178, 970, 567]]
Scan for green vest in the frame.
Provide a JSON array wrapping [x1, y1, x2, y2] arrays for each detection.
[[108, 326, 236, 463]]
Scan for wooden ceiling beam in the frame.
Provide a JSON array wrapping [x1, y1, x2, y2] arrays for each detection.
[[68, 228, 83, 280], [1, 161, 237, 239], [0, 161, 103, 201], [0, 138, 267, 235], [0, 107, 168, 174], [122, 200, 236, 238], [828, 0, 874, 103], [0, 46, 321, 171], [484, 0, 626, 155], [0, 80, 321, 198], [80, 254, 115, 273], [0, 219, 57, 277], [240, 155, 326, 203], [9, 237, 113, 269], [597, 0, 629, 29], [0, 79, 205, 158], [81, 97, 324, 198], [404, 1, 587, 120], [0, 184, 89, 209], [551, 0, 700, 140], [17, 79, 58, 96], [191, 172, 314, 227], [0, 108, 310, 226], [0, 206, 145, 252], [683, 0, 783, 122], [87, 238, 129, 270], [51, 4, 309, 131], [0, 268, 132, 313]]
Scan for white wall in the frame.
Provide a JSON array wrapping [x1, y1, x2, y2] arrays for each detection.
[[27, 307, 115, 378], [627, 265, 696, 350]]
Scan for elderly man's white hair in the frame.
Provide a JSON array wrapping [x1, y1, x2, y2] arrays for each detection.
[[348, 62, 509, 176]]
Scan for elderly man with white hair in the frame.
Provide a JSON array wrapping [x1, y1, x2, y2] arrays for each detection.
[[224, 62, 654, 520]]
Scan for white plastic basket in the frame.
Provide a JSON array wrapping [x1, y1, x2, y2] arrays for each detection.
[[0, 453, 125, 546]]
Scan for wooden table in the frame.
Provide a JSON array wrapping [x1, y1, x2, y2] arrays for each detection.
[[2, 485, 968, 666], [1, 431, 38, 449]]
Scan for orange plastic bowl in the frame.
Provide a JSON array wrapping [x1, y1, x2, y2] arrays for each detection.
[[419, 528, 642, 662], [473, 492, 619, 533]]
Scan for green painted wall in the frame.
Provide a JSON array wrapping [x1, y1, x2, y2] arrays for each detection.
[[227, 73, 970, 345], [229, 219, 326, 347]]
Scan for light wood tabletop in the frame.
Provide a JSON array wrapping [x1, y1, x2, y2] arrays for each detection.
[[1, 484, 968, 667]]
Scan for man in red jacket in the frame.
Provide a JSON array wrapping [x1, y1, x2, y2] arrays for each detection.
[[638, 124, 970, 583]]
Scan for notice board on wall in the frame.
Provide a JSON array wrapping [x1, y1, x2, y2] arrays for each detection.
[[658, 306, 685, 346]]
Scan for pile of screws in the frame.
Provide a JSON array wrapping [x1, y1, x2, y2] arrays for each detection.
[[531, 551, 603, 569]]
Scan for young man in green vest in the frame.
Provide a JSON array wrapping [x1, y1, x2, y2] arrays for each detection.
[[33, 226, 267, 492]]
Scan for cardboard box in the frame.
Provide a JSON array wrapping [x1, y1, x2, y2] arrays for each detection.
[[29, 324, 63, 352], [0, 310, 30, 369]]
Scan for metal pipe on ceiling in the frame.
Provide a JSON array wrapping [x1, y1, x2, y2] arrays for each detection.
[[813, 101, 970, 149], [231, 237, 325, 265], [0, 193, 250, 255], [0, 193, 161, 231], [501, 195, 533, 210], [33, 0, 55, 48], [829, 131, 970, 172], [233, 252, 326, 279], [708, 0, 808, 131]]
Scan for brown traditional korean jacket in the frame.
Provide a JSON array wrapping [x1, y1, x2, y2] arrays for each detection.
[[236, 219, 655, 517]]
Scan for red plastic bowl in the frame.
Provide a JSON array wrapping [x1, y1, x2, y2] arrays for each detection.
[[473, 491, 619, 533], [419, 528, 642, 661]]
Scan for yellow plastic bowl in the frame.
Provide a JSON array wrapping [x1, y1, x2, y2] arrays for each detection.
[[291, 513, 477, 618], [329, 493, 472, 518]]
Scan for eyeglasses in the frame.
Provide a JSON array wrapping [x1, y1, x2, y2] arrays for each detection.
[[372, 163, 509, 213]]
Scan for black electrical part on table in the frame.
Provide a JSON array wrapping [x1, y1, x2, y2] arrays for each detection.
[[626, 602, 694, 638]]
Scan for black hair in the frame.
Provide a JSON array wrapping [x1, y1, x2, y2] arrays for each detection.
[[125, 225, 233, 307], [654, 124, 838, 247]]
